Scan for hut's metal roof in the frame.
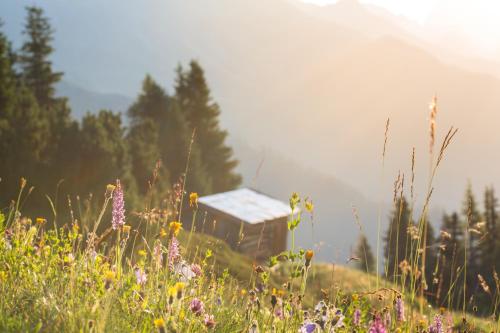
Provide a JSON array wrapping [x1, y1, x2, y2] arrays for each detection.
[[198, 188, 295, 224]]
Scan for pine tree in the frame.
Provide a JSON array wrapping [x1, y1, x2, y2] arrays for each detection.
[[175, 61, 241, 192], [128, 75, 211, 197], [19, 6, 62, 110], [0, 23, 49, 204], [462, 182, 482, 276], [437, 212, 464, 307], [384, 196, 412, 280], [18, 6, 73, 198], [354, 234, 375, 273], [482, 186, 498, 274], [75, 110, 137, 203]]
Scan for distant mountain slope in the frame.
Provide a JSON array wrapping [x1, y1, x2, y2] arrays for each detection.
[[56, 81, 133, 119], [231, 138, 380, 262]]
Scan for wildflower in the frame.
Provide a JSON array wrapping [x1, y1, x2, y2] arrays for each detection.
[[169, 221, 182, 237], [290, 192, 300, 210], [174, 282, 185, 299], [395, 295, 405, 322], [369, 315, 387, 333], [159, 228, 167, 238], [305, 199, 314, 213], [299, 321, 317, 333], [168, 286, 176, 304], [305, 250, 314, 267], [138, 249, 147, 257], [168, 237, 180, 268], [36, 217, 46, 225], [331, 308, 345, 329], [154, 318, 166, 333], [189, 192, 198, 208], [190, 298, 205, 316], [106, 184, 116, 198], [353, 308, 361, 326], [122, 225, 131, 234], [191, 263, 202, 277], [104, 271, 115, 289], [111, 180, 125, 230], [204, 314, 216, 329], [135, 268, 147, 285], [241, 289, 247, 297], [428, 314, 444, 333]]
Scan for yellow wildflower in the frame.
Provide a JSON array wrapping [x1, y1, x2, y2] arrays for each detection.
[[154, 318, 165, 329], [169, 221, 182, 237], [122, 225, 131, 233], [352, 293, 359, 302], [189, 192, 198, 208], [305, 200, 314, 213], [159, 228, 167, 238], [36, 217, 46, 225], [104, 271, 116, 282], [305, 250, 314, 261], [240, 289, 247, 296], [138, 250, 147, 257]]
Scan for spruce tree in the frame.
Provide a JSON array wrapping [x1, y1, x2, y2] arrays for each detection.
[[355, 234, 375, 273], [384, 196, 412, 280], [128, 75, 210, 197], [76, 110, 137, 203], [482, 186, 498, 274], [438, 212, 464, 307], [175, 61, 241, 192], [19, 6, 73, 198], [462, 183, 482, 276], [19, 6, 62, 110], [0, 23, 49, 204]]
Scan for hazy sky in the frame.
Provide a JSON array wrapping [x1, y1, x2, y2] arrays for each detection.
[[302, 0, 500, 57]]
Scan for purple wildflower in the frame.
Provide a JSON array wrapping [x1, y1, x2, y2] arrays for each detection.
[[204, 314, 216, 329], [191, 263, 202, 277], [111, 180, 125, 230], [429, 315, 444, 333], [190, 298, 205, 316], [369, 315, 387, 333], [168, 236, 180, 268], [395, 296, 405, 322], [353, 308, 361, 326], [135, 268, 147, 285], [299, 322, 317, 333]]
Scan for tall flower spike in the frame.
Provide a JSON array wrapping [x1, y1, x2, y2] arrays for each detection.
[[111, 180, 125, 230], [395, 295, 405, 322]]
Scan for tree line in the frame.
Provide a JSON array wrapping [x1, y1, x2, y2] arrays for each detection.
[[0, 7, 241, 214], [354, 182, 499, 313]]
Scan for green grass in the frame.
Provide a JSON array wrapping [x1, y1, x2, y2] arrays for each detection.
[[0, 185, 495, 333]]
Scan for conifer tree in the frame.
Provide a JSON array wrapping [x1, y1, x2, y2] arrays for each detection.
[[384, 196, 412, 280], [128, 75, 210, 196], [437, 212, 464, 306], [19, 6, 62, 110], [462, 183, 482, 276], [175, 61, 241, 192], [0, 23, 49, 203], [76, 110, 137, 204], [18, 6, 74, 197], [482, 186, 498, 273], [355, 234, 375, 273]]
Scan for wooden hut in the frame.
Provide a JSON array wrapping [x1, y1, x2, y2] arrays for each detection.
[[197, 188, 293, 261]]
